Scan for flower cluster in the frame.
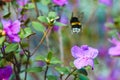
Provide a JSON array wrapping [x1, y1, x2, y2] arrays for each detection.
[[0, 65, 12, 80], [71, 45, 98, 69], [1, 19, 21, 42]]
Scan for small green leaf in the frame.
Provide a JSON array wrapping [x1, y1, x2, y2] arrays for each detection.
[[48, 12, 57, 18], [105, 22, 114, 28], [41, 0, 50, 5], [27, 67, 43, 72], [0, 36, 5, 45], [5, 43, 18, 53], [19, 27, 33, 38], [69, 61, 75, 68], [78, 74, 89, 80], [47, 75, 57, 80], [47, 51, 53, 61], [55, 21, 66, 27], [36, 55, 45, 61], [50, 57, 61, 64], [94, 58, 99, 64], [32, 21, 45, 32], [38, 16, 48, 23], [24, 3, 35, 9], [9, 74, 15, 80], [55, 67, 70, 74], [3, 12, 11, 18], [77, 68, 88, 76]]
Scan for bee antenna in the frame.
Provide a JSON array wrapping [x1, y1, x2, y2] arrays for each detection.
[[71, 12, 74, 19]]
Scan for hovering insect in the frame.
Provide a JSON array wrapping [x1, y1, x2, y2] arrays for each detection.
[[70, 12, 84, 33]]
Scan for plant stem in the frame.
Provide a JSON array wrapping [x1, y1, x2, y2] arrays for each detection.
[[24, 51, 31, 80], [44, 65, 49, 80], [32, 0, 39, 17], [65, 68, 77, 80], [13, 54, 21, 80], [31, 27, 52, 56], [58, 27, 64, 66], [59, 74, 63, 80]]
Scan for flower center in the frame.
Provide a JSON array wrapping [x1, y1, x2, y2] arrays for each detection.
[[0, 30, 6, 36], [81, 45, 89, 50]]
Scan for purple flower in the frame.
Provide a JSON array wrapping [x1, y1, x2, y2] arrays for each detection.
[[0, 65, 12, 80], [71, 45, 98, 69], [52, 0, 68, 6], [99, 0, 113, 6], [108, 38, 120, 56], [1, 19, 21, 42], [17, 0, 29, 6]]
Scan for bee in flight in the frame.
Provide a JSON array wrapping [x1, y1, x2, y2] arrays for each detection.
[[70, 12, 84, 33]]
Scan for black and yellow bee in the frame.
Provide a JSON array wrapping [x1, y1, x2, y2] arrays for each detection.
[[70, 12, 84, 33]]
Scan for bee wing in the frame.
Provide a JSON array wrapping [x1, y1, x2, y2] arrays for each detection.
[[78, 12, 84, 21]]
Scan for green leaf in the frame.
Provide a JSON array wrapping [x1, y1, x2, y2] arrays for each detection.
[[47, 75, 57, 80], [19, 27, 33, 38], [27, 67, 43, 72], [0, 36, 5, 45], [105, 22, 114, 28], [69, 61, 75, 68], [54, 21, 66, 27], [24, 3, 35, 9], [94, 58, 99, 64], [10, 74, 15, 80], [38, 16, 48, 23], [36, 55, 46, 61], [5, 43, 18, 53], [41, 0, 51, 5], [77, 68, 88, 76], [47, 51, 53, 61], [55, 67, 70, 74], [48, 12, 57, 18], [32, 21, 45, 32], [50, 57, 61, 64], [78, 74, 89, 80], [3, 12, 11, 18]]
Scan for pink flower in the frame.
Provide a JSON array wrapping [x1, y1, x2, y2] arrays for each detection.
[[1, 19, 21, 42], [108, 38, 120, 56], [71, 45, 98, 69], [52, 0, 68, 6], [17, 0, 29, 6]]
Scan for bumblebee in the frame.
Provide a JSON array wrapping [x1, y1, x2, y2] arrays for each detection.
[[70, 12, 83, 33]]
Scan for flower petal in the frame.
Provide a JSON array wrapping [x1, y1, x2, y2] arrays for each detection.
[[85, 47, 98, 59], [108, 46, 120, 56], [71, 45, 83, 58], [9, 34, 20, 42], [1, 19, 11, 28], [11, 20, 21, 34], [74, 58, 94, 69]]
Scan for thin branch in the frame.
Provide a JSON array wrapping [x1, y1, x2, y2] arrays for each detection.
[[65, 68, 77, 80], [44, 65, 49, 80], [24, 50, 31, 80], [32, 0, 39, 17], [19, 42, 28, 56], [58, 27, 64, 66], [31, 27, 52, 56]]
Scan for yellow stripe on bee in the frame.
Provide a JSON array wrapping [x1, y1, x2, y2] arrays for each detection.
[[71, 22, 81, 25]]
